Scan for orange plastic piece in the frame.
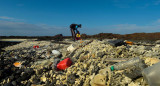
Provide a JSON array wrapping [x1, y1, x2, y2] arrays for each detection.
[[56, 58, 72, 70], [80, 40, 84, 43], [125, 41, 133, 45], [13, 62, 22, 67]]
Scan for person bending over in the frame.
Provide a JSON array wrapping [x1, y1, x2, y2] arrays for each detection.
[[70, 24, 81, 41]]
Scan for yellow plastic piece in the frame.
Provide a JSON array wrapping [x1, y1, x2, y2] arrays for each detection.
[[76, 34, 81, 38]]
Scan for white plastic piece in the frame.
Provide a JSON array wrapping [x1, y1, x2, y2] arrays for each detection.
[[52, 50, 60, 55], [67, 44, 75, 52]]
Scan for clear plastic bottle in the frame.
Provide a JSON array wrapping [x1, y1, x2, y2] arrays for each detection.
[[111, 57, 146, 71], [51, 58, 60, 70], [142, 62, 160, 86]]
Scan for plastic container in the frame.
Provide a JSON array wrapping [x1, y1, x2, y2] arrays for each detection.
[[56, 58, 72, 70], [76, 33, 81, 38], [76, 33, 81, 40], [142, 62, 160, 86], [111, 57, 145, 71]]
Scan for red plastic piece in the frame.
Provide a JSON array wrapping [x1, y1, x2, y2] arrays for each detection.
[[36, 45, 39, 48], [33, 45, 39, 49], [33, 45, 36, 48], [56, 58, 72, 70]]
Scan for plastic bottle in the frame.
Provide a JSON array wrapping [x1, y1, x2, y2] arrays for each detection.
[[51, 58, 60, 70], [111, 57, 145, 71], [142, 62, 160, 86]]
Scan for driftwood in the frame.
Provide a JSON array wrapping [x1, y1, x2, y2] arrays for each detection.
[[134, 44, 155, 46], [68, 40, 93, 58]]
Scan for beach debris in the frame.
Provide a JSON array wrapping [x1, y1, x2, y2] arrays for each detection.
[[142, 62, 160, 86], [110, 57, 146, 71], [57, 58, 72, 70], [33, 45, 39, 49], [13, 62, 22, 68], [67, 44, 75, 52], [125, 41, 133, 45], [52, 50, 60, 55], [107, 39, 126, 47]]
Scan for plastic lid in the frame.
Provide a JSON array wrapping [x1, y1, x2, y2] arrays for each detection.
[[110, 66, 114, 71], [60, 59, 64, 61]]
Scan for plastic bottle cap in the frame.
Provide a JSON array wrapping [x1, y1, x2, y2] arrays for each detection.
[[110, 66, 114, 71]]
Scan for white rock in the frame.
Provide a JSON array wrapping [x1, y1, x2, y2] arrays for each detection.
[[155, 40, 160, 44], [90, 74, 106, 86], [41, 76, 47, 82], [128, 82, 140, 86], [121, 76, 132, 84]]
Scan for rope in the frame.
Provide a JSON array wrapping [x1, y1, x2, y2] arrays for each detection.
[[107, 65, 112, 86]]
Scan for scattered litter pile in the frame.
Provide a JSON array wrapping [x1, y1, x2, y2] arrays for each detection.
[[1, 39, 160, 86]]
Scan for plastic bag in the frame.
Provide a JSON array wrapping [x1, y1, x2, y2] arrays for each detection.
[[52, 50, 60, 55]]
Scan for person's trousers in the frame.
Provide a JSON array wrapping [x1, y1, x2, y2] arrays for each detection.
[[70, 28, 76, 41]]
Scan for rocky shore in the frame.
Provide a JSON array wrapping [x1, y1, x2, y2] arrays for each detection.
[[1, 39, 160, 86]]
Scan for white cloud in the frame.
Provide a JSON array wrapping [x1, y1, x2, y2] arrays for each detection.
[[154, 0, 160, 5], [140, 4, 150, 8], [0, 16, 15, 20], [157, 19, 160, 23], [1, 19, 160, 36], [151, 19, 160, 25], [112, 0, 136, 8], [101, 24, 160, 34], [0, 16, 25, 22], [0, 20, 70, 36]]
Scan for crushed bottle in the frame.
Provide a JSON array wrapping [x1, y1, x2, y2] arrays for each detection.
[[111, 57, 146, 71], [142, 62, 160, 86], [51, 58, 60, 70]]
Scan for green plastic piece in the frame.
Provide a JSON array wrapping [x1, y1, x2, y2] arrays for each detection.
[[110, 66, 114, 71], [60, 59, 64, 61]]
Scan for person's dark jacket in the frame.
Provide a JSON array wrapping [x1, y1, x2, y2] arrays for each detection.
[[70, 24, 77, 30]]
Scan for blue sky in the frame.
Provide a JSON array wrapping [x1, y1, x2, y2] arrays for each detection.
[[0, 0, 160, 36]]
